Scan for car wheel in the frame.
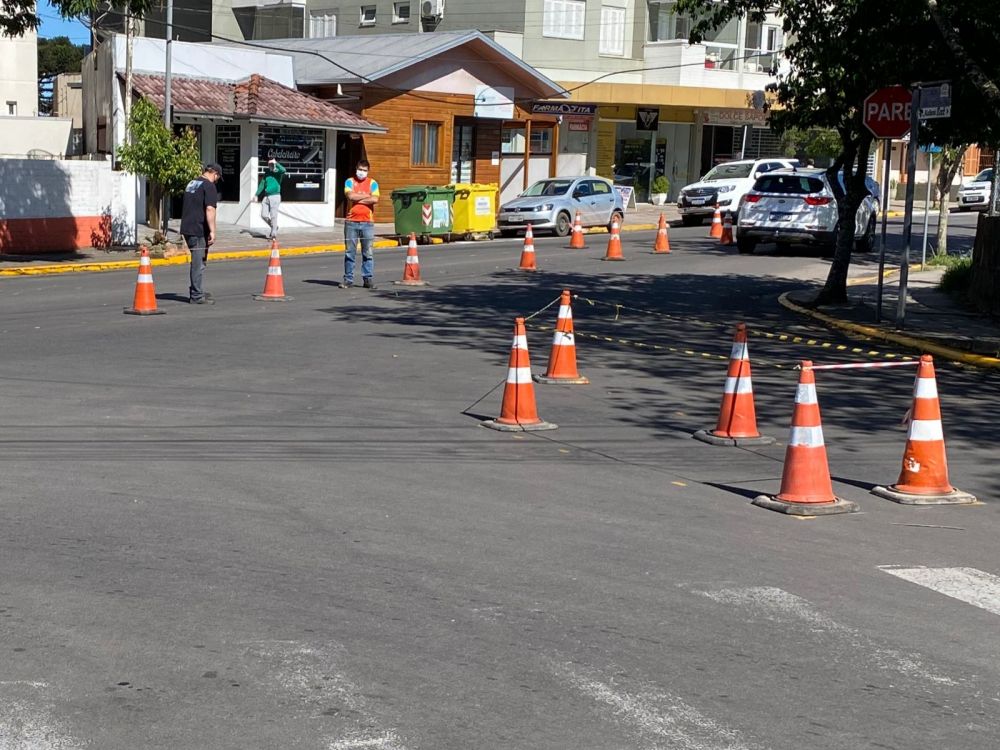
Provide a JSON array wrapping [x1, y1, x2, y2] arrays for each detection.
[[855, 216, 876, 253], [554, 212, 572, 237], [608, 211, 625, 232], [681, 215, 702, 227], [736, 237, 756, 255]]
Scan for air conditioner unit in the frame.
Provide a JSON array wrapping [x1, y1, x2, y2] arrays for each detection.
[[421, 0, 445, 18]]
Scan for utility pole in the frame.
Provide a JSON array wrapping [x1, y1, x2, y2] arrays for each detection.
[[162, 0, 173, 232]]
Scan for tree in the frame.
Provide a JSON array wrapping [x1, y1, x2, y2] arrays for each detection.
[[117, 98, 202, 230], [37, 36, 88, 115], [932, 144, 967, 256], [1, 2, 154, 41], [676, 0, 1000, 304], [778, 129, 841, 167]]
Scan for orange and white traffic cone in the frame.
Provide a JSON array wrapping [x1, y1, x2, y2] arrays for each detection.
[[482, 317, 557, 432], [519, 224, 538, 271], [253, 239, 293, 301], [694, 323, 773, 446], [568, 210, 586, 249], [753, 361, 859, 515], [872, 355, 977, 504], [534, 290, 588, 385], [653, 213, 671, 253], [602, 220, 625, 261], [393, 232, 428, 286], [719, 212, 734, 245], [708, 206, 723, 238], [123, 246, 165, 316]]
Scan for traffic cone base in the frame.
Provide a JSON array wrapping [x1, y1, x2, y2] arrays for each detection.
[[252, 292, 293, 301], [870, 354, 976, 505], [124, 246, 165, 315], [534, 373, 589, 385], [752, 360, 858, 516], [693, 429, 773, 447], [481, 417, 558, 432], [393, 233, 429, 286]]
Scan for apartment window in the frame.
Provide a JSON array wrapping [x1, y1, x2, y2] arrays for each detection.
[[360, 5, 376, 26], [599, 6, 626, 55], [6, 101, 16, 116], [310, 11, 337, 37], [543, 0, 585, 40], [648, 1, 691, 42], [393, 1, 410, 23], [412, 121, 441, 165]]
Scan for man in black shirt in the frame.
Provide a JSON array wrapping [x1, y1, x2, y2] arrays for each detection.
[[180, 163, 221, 304]]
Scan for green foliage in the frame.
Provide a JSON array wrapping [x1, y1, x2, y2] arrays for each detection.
[[936, 256, 973, 296], [779, 128, 841, 164], [651, 175, 671, 194], [117, 98, 202, 196], [38, 37, 87, 78], [1, 1, 155, 38]]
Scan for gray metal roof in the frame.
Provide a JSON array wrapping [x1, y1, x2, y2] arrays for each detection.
[[243, 30, 567, 98]]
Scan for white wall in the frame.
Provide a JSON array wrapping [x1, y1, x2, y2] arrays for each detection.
[[115, 36, 295, 87], [0, 117, 74, 157], [0, 28, 38, 118]]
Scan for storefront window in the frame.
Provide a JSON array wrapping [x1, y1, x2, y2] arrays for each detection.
[[257, 126, 326, 202], [215, 124, 241, 203], [501, 126, 553, 155]]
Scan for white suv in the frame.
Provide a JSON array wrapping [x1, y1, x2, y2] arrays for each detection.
[[735, 169, 878, 255], [677, 158, 798, 225]]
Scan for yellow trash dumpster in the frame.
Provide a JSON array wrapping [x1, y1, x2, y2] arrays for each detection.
[[450, 183, 498, 240]]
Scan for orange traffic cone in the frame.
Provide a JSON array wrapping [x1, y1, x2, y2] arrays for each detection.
[[519, 224, 537, 271], [568, 210, 586, 249], [872, 355, 977, 504], [602, 220, 625, 261], [123, 246, 165, 316], [653, 213, 671, 253], [719, 212, 734, 245], [393, 232, 428, 286], [694, 323, 773, 446], [753, 361, 858, 515], [253, 239, 293, 301], [708, 206, 723, 238], [534, 290, 589, 385], [482, 317, 557, 432]]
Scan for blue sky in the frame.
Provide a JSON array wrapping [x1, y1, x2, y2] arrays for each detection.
[[37, 0, 91, 44]]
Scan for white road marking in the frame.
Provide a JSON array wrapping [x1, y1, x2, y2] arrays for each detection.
[[879, 566, 1000, 617], [550, 660, 763, 750], [695, 586, 957, 686], [329, 731, 406, 750]]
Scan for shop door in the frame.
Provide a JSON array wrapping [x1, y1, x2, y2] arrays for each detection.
[[451, 122, 475, 184]]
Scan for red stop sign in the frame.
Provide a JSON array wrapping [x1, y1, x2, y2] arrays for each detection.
[[864, 86, 913, 139]]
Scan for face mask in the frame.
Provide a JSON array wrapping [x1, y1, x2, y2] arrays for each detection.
[[356, 170, 368, 180]]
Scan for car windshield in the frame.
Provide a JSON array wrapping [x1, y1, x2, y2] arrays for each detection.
[[522, 180, 573, 197], [972, 169, 994, 183], [755, 174, 826, 195], [703, 163, 754, 181]]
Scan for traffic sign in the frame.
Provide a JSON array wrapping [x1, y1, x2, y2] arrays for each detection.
[[918, 82, 952, 119], [864, 86, 912, 139]]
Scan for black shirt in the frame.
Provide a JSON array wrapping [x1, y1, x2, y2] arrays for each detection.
[[180, 177, 219, 237]]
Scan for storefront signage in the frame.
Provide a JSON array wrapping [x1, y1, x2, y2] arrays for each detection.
[[636, 107, 660, 131], [475, 85, 515, 119], [567, 116, 591, 132], [701, 109, 769, 126], [531, 102, 598, 117], [613, 185, 635, 212]]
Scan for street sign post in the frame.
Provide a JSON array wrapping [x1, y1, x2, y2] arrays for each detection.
[[918, 82, 952, 119]]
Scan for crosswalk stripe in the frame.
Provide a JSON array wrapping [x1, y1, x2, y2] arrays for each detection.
[[879, 566, 1000, 617]]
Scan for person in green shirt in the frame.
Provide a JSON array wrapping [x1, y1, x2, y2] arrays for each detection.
[[254, 158, 286, 241]]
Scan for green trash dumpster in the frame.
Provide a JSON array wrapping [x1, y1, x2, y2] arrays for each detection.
[[391, 185, 455, 242]]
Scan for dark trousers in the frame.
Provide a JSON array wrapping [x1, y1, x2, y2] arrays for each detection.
[[185, 235, 208, 300]]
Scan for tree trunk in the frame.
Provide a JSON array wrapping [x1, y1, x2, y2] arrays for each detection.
[[146, 183, 163, 231], [969, 214, 1000, 315], [934, 145, 967, 256], [816, 219, 855, 304]]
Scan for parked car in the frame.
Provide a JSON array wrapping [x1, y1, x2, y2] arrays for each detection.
[[957, 168, 994, 211], [677, 158, 799, 226], [498, 177, 625, 237], [735, 169, 878, 255]]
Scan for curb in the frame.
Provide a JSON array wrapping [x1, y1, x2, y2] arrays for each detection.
[[778, 291, 1000, 371], [0, 239, 402, 278]]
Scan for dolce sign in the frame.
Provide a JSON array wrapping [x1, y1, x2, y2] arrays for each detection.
[[701, 109, 769, 126], [531, 102, 597, 117]]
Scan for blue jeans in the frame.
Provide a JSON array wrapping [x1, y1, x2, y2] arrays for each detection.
[[344, 221, 374, 283]]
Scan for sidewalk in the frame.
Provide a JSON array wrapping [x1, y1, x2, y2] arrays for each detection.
[[781, 265, 1000, 369]]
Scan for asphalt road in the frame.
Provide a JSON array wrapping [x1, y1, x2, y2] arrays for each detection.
[[1, 214, 998, 750]]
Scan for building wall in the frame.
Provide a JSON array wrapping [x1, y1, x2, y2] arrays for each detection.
[[0, 158, 136, 253], [53, 74, 84, 128], [300, 0, 528, 37], [0, 27, 39, 117], [0, 117, 74, 158]]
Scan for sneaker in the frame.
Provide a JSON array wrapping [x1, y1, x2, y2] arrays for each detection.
[[189, 296, 215, 305], [363, 278, 377, 289], [338, 281, 354, 289]]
